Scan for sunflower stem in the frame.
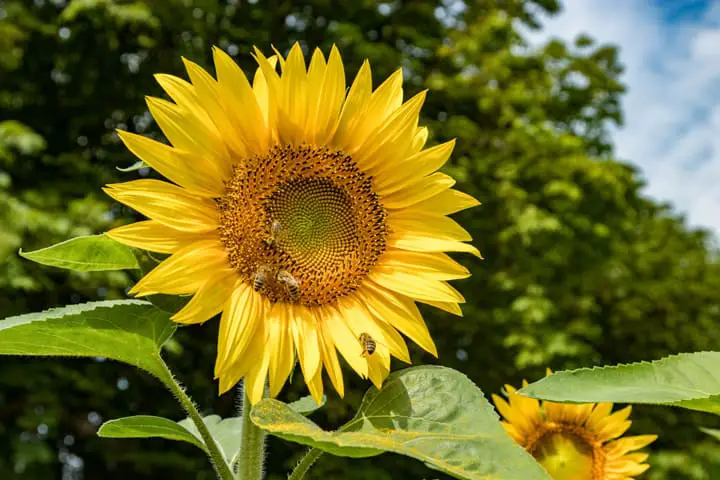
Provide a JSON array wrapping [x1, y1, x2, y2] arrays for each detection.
[[287, 447, 323, 480], [158, 359, 234, 480], [237, 380, 267, 480]]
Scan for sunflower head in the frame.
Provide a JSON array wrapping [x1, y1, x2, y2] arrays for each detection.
[[105, 43, 480, 403], [492, 377, 657, 480]]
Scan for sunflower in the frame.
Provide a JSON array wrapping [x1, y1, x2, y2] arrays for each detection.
[[104, 44, 480, 404], [492, 378, 657, 480]]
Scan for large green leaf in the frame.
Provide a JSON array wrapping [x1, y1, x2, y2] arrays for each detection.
[[19, 234, 139, 271], [98, 414, 243, 465], [0, 300, 175, 381], [252, 366, 549, 480], [98, 415, 206, 451], [519, 352, 720, 415]]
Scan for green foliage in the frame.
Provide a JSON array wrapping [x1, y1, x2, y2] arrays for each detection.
[[0, 301, 175, 381], [520, 352, 720, 415], [288, 395, 327, 416], [19, 234, 139, 271], [252, 366, 550, 480], [98, 415, 206, 452], [701, 428, 720, 442]]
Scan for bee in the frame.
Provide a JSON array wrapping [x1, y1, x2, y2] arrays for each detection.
[[252, 265, 271, 292], [276, 270, 300, 300], [264, 220, 281, 248], [358, 332, 377, 357]]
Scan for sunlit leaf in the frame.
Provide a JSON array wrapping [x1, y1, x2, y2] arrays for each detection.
[[0, 300, 175, 381], [178, 415, 243, 465], [20, 234, 139, 271], [519, 352, 720, 415], [288, 395, 326, 416], [98, 415, 206, 451], [252, 366, 549, 480]]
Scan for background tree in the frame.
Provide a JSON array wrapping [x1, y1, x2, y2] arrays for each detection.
[[1, 0, 718, 478]]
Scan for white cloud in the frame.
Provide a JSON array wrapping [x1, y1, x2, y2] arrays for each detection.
[[531, 0, 720, 234]]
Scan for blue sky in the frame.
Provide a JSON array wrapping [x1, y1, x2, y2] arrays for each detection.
[[533, 0, 720, 235]]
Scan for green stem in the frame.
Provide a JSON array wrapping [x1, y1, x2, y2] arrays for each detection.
[[158, 359, 234, 480], [236, 380, 267, 480], [287, 448, 323, 480]]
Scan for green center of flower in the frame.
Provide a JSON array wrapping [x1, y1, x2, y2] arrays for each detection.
[[265, 178, 357, 267], [531, 431, 599, 480], [217, 144, 388, 306]]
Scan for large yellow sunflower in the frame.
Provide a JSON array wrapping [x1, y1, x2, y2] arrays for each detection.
[[104, 44, 480, 404], [492, 379, 657, 480]]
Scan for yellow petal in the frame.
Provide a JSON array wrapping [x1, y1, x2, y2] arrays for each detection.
[[318, 320, 345, 397], [145, 96, 224, 159], [323, 304, 368, 378], [212, 47, 268, 155], [104, 180, 218, 233], [312, 45, 345, 144], [129, 239, 228, 296], [294, 305, 321, 382], [420, 299, 464, 316], [374, 139, 455, 196], [332, 60, 372, 148], [182, 56, 247, 159], [215, 283, 265, 373], [107, 220, 209, 254], [409, 188, 481, 216], [171, 270, 236, 324], [369, 269, 465, 304], [389, 211, 472, 242], [267, 304, 295, 398], [116, 130, 228, 196], [382, 172, 455, 210], [375, 250, 470, 280], [306, 367, 325, 406], [356, 283, 438, 357]]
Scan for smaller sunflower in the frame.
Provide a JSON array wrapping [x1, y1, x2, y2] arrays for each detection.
[[492, 376, 657, 480]]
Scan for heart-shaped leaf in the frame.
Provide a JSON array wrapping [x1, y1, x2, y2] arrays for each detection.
[[20, 234, 139, 271], [519, 352, 720, 415], [178, 415, 243, 465], [0, 300, 175, 381], [289, 395, 327, 416], [252, 366, 549, 480]]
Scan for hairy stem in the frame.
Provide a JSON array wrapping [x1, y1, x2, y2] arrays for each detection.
[[158, 359, 234, 480], [237, 381, 267, 480], [287, 448, 323, 480]]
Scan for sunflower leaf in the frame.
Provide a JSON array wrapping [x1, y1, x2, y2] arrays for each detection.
[[98, 415, 207, 452], [518, 352, 720, 415], [288, 395, 326, 416], [0, 300, 175, 381], [251, 366, 550, 480], [177, 415, 243, 465], [19, 234, 139, 271]]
